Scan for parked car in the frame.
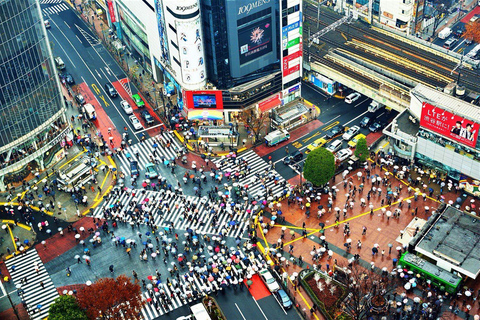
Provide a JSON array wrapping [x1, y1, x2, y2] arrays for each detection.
[[54, 57, 65, 70], [453, 26, 465, 38], [465, 37, 474, 45], [369, 121, 383, 132], [130, 160, 139, 178], [348, 133, 366, 148], [275, 289, 292, 309], [145, 163, 158, 179], [259, 269, 280, 293], [61, 73, 74, 85], [360, 116, 373, 128], [132, 93, 145, 108], [120, 100, 133, 114], [443, 37, 458, 50], [325, 124, 345, 139], [345, 92, 361, 104], [44, 20, 51, 29], [342, 125, 360, 141], [470, 14, 479, 22], [129, 115, 143, 130], [105, 82, 118, 98], [336, 148, 353, 162], [283, 151, 303, 165], [306, 137, 328, 154], [326, 139, 342, 153], [75, 94, 86, 105], [141, 110, 154, 125]]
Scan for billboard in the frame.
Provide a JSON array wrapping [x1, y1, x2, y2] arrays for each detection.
[[155, 0, 170, 63], [238, 17, 273, 65], [175, 18, 206, 85], [420, 102, 479, 148], [185, 90, 223, 110], [107, 0, 116, 23]]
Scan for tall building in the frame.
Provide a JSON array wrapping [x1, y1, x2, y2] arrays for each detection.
[[0, 0, 68, 191]]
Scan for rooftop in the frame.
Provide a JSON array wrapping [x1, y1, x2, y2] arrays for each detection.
[[395, 109, 420, 136], [412, 84, 480, 124], [415, 205, 480, 279]]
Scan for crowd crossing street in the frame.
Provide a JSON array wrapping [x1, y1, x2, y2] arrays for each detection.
[[213, 150, 288, 200], [92, 189, 252, 239], [5, 249, 59, 320]]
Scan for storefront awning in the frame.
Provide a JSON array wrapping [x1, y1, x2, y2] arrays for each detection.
[[258, 94, 281, 112], [188, 109, 223, 121]]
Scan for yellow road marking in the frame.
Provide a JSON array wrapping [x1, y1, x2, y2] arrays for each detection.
[[91, 83, 100, 94], [98, 94, 110, 107], [1, 220, 31, 231], [341, 32, 347, 41], [322, 121, 339, 132], [302, 131, 322, 143], [7, 225, 17, 251]]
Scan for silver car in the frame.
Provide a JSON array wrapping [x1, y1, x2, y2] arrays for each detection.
[[129, 115, 143, 130]]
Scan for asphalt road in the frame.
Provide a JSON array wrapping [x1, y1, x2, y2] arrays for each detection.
[[267, 82, 394, 181], [42, 3, 144, 144]]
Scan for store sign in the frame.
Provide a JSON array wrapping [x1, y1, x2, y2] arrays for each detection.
[[238, 0, 271, 15], [283, 62, 300, 77], [106, 0, 116, 23], [258, 94, 281, 112], [286, 37, 300, 49], [282, 51, 302, 71], [420, 102, 479, 148]]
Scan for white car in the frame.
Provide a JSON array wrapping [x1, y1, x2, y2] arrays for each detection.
[[120, 100, 133, 114], [326, 140, 343, 153], [336, 148, 353, 162], [259, 269, 280, 292], [129, 115, 143, 130], [345, 92, 361, 104], [343, 125, 360, 141]]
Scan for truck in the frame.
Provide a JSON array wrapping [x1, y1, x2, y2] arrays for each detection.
[[438, 27, 452, 40], [82, 103, 96, 121], [265, 129, 290, 146], [368, 100, 384, 112]]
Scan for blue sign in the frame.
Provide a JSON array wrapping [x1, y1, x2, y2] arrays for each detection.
[[282, 12, 302, 38], [288, 84, 300, 93]]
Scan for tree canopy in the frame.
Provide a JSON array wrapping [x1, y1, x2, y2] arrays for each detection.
[[238, 109, 269, 144], [76, 275, 145, 320], [464, 21, 480, 44], [49, 295, 88, 320], [303, 147, 336, 186], [354, 137, 369, 162]]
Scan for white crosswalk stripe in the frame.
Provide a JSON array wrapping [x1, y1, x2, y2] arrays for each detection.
[[140, 250, 265, 319], [40, 0, 62, 4], [75, 24, 101, 46], [5, 249, 59, 320], [212, 150, 287, 200], [116, 132, 182, 176], [42, 3, 69, 15], [92, 190, 250, 238]]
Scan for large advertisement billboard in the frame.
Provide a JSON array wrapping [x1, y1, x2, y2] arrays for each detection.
[[420, 102, 479, 148], [154, 0, 170, 63], [185, 90, 223, 110], [238, 17, 273, 65]]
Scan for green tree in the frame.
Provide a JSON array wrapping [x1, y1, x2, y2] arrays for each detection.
[[354, 137, 369, 162], [303, 147, 335, 186], [49, 295, 88, 320]]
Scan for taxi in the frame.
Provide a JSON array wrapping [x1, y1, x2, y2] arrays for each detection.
[[305, 137, 328, 154], [348, 133, 366, 148]]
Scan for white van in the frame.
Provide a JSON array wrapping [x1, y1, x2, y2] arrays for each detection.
[[345, 92, 361, 104], [83, 103, 96, 120], [368, 101, 384, 112], [438, 27, 452, 39], [54, 57, 65, 70]]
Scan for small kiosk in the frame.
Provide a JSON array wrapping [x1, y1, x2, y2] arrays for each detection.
[[198, 126, 238, 147]]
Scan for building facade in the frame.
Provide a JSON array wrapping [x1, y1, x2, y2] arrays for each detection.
[[0, 0, 68, 191]]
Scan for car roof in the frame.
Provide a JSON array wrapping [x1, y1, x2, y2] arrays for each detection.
[[353, 133, 365, 138]]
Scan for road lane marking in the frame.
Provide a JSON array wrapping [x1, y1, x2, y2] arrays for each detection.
[[322, 120, 339, 131], [344, 109, 370, 127], [98, 94, 110, 107], [91, 83, 100, 94], [235, 303, 247, 320], [252, 296, 268, 320]]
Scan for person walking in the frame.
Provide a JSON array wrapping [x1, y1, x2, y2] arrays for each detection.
[[109, 265, 114, 273]]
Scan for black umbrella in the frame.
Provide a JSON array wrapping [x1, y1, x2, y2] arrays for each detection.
[[319, 222, 325, 228], [318, 205, 323, 209]]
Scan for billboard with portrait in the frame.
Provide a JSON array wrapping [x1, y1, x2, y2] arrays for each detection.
[[420, 102, 479, 148], [238, 17, 272, 65]]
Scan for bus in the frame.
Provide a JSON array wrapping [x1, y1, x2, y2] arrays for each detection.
[[399, 252, 462, 294]]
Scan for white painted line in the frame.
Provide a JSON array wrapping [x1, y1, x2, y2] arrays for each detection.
[[252, 295, 269, 320], [354, 97, 370, 108], [235, 303, 247, 320], [453, 38, 465, 52], [344, 109, 370, 127], [0, 281, 6, 297], [63, 20, 70, 29], [136, 123, 165, 133]]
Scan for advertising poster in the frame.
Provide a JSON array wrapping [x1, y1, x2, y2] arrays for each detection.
[[185, 90, 223, 110], [154, 0, 170, 63], [420, 102, 479, 148], [238, 17, 272, 65]]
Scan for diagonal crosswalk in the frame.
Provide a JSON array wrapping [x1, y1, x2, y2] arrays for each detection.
[[42, 3, 69, 15], [116, 132, 182, 177], [40, 0, 62, 3], [92, 190, 251, 238], [212, 150, 287, 200], [140, 249, 265, 319], [5, 249, 59, 320]]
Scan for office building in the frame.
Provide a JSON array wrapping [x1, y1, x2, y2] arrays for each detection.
[[0, 0, 68, 191]]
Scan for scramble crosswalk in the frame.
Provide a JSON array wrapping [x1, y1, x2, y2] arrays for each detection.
[[5, 249, 59, 320], [42, 2, 69, 15], [212, 150, 287, 200], [140, 250, 265, 319], [92, 190, 250, 238], [116, 132, 182, 176]]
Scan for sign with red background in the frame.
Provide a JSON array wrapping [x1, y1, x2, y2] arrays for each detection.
[[184, 90, 223, 110], [420, 102, 479, 148], [107, 0, 116, 23]]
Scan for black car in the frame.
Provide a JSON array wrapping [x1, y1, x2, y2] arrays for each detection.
[[75, 94, 86, 105], [369, 122, 383, 132], [325, 124, 345, 139], [61, 73, 75, 85], [141, 110, 154, 125], [130, 161, 139, 178], [283, 151, 303, 165], [360, 116, 373, 128], [104, 82, 118, 98], [453, 27, 465, 38]]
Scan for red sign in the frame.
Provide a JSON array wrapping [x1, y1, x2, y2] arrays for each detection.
[[420, 102, 479, 148], [283, 64, 300, 77], [258, 94, 281, 112], [184, 90, 223, 110], [282, 51, 302, 71], [107, 0, 116, 23]]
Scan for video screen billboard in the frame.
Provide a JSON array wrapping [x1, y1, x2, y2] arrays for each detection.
[[193, 94, 217, 108], [238, 17, 272, 65], [420, 102, 479, 148]]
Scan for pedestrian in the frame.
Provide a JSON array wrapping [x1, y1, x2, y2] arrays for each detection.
[[40, 281, 44, 288]]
